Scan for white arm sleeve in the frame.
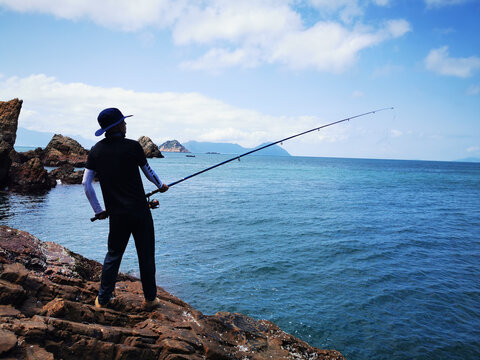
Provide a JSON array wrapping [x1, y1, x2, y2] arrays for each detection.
[[82, 168, 104, 214], [141, 162, 163, 189]]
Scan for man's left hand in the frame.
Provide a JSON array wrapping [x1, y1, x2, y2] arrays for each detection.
[[159, 184, 169, 193]]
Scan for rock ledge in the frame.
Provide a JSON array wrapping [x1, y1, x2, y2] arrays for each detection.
[[0, 226, 344, 360]]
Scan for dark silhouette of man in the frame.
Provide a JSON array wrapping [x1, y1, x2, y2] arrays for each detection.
[[82, 107, 168, 309]]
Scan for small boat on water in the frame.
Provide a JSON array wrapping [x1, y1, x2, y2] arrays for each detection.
[[186, 155, 196, 157]]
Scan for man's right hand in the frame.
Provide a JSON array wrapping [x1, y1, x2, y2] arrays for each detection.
[[159, 184, 169, 193], [95, 211, 109, 220]]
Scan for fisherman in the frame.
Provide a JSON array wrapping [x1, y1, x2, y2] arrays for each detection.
[[82, 107, 168, 309]]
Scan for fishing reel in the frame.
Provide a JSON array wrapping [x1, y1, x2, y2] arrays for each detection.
[[148, 198, 160, 209]]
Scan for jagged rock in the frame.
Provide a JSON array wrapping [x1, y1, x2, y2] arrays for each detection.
[[43, 134, 88, 167], [0, 98, 22, 147], [158, 140, 190, 153], [0, 99, 22, 187], [49, 164, 84, 185], [9, 147, 45, 165], [138, 136, 164, 158], [7, 157, 56, 194], [0, 226, 345, 360]]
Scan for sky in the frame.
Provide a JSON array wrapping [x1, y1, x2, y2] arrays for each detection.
[[0, 0, 479, 161]]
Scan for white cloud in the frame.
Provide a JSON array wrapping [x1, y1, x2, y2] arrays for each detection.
[[0, 0, 183, 31], [0, 0, 411, 73], [0, 74, 324, 148], [390, 129, 403, 137], [425, 46, 480, 78], [307, 0, 391, 22], [466, 146, 479, 152], [180, 47, 262, 72], [352, 90, 364, 98], [466, 85, 480, 95], [172, 1, 301, 45], [183, 19, 411, 72], [385, 19, 411, 38], [307, 0, 364, 23]]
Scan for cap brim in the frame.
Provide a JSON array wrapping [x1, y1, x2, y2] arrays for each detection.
[[95, 115, 133, 136]]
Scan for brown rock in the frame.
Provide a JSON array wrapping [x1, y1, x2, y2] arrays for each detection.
[[0, 98, 22, 186], [0, 329, 17, 355], [25, 344, 54, 360], [0, 305, 22, 319], [9, 147, 45, 165], [49, 164, 84, 184], [0, 98, 22, 147], [7, 157, 56, 194], [138, 136, 164, 158], [0, 225, 345, 360], [43, 134, 88, 167]]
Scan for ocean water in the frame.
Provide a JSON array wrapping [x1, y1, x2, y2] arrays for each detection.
[[1, 153, 479, 360]]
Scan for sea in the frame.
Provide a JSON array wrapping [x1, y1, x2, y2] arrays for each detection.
[[1, 149, 479, 360]]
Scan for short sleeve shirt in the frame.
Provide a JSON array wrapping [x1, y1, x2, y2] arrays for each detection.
[[86, 136, 148, 215]]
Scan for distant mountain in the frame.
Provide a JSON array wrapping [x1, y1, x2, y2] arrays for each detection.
[[15, 128, 291, 157], [184, 141, 291, 156], [15, 127, 96, 149], [159, 140, 190, 153], [456, 157, 480, 163]]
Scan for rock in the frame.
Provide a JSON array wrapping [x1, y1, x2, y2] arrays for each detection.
[[43, 134, 88, 167], [138, 136, 164, 158], [49, 164, 84, 184], [0, 141, 13, 188], [7, 157, 56, 194], [0, 329, 17, 355], [25, 344, 54, 360], [7, 148, 56, 193], [0, 98, 22, 147], [0, 99, 22, 187], [0, 99, 87, 193], [9, 147, 45, 165], [158, 140, 190, 153], [0, 226, 345, 360]]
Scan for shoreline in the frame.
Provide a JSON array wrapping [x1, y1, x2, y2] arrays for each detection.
[[0, 225, 345, 360]]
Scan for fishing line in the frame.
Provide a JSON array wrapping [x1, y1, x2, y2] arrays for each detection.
[[145, 107, 394, 198]]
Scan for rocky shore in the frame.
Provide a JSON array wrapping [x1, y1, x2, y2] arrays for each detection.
[[0, 99, 164, 194], [0, 226, 345, 360]]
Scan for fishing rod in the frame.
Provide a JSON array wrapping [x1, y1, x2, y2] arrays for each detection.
[[145, 107, 393, 198], [91, 107, 392, 221]]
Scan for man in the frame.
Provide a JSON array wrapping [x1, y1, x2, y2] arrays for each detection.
[[82, 107, 168, 309]]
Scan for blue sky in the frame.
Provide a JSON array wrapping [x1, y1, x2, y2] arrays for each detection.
[[1, 0, 479, 161]]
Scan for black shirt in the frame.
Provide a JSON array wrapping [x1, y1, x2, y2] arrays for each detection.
[[86, 135, 148, 215]]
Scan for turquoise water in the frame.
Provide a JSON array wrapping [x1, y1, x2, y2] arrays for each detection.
[[1, 153, 480, 360]]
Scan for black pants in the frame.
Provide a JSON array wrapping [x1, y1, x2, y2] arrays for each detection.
[[98, 210, 157, 304]]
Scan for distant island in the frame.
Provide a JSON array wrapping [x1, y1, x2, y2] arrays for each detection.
[[183, 140, 291, 156], [158, 140, 189, 153], [15, 128, 290, 157]]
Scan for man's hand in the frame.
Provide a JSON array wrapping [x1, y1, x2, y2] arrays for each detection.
[[90, 210, 108, 222], [159, 184, 169, 193], [95, 211, 109, 220]]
